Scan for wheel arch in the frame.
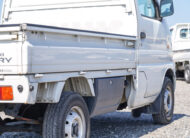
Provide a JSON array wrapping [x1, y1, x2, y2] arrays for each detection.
[[164, 68, 176, 89], [36, 77, 95, 103], [63, 77, 95, 97]]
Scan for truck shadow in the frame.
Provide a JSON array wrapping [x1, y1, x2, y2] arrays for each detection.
[[90, 111, 187, 138], [0, 112, 187, 137]]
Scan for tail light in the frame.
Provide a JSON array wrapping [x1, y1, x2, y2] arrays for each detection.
[[0, 86, 13, 100]]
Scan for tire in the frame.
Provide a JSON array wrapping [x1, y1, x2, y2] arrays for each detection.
[[43, 92, 90, 138], [152, 77, 174, 124], [131, 109, 141, 118], [184, 65, 190, 83]]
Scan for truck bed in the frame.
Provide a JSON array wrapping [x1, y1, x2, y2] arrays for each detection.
[[0, 23, 136, 75], [173, 50, 190, 62]]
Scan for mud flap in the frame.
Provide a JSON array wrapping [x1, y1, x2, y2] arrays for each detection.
[[133, 93, 161, 115], [149, 93, 162, 114]]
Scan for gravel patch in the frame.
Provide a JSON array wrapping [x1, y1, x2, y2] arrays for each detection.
[[0, 132, 41, 138]]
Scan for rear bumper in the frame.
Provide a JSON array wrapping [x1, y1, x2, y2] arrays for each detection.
[[0, 75, 37, 104]]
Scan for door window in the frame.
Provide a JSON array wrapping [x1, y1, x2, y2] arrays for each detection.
[[137, 0, 156, 18]]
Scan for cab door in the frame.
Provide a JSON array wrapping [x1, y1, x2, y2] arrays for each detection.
[[137, 0, 170, 98], [128, 0, 172, 108]]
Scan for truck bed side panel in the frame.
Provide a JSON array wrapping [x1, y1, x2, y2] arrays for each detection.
[[26, 31, 136, 74]]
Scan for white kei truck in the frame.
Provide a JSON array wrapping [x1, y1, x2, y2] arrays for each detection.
[[170, 23, 190, 83], [0, 0, 175, 137]]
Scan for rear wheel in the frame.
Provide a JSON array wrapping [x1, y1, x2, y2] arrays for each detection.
[[131, 109, 141, 118], [184, 65, 190, 83], [43, 92, 90, 138], [152, 77, 174, 124]]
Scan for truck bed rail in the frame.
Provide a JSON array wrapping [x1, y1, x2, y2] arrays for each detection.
[[0, 23, 137, 41]]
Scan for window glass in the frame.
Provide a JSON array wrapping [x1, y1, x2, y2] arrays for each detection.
[[180, 29, 190, 39], [137, 0, 156, 18]]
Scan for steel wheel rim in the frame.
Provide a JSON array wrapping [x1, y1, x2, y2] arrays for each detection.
[[185, 69, 190, 81], [164, 86, 173, 118], [65, 106, 86, 138]]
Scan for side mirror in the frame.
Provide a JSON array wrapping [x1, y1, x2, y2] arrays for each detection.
[[160, 0, 174, 17]]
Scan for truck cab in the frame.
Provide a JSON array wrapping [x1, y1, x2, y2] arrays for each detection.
[[0, 0, 175, 137]]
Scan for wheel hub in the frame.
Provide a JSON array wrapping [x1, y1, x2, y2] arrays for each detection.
[[65, 106, 86, 138], [185, 69, 190, 80], [164, 88, 172, 117], [72, 121, 79, 137]]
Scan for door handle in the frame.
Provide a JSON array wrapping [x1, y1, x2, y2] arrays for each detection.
[[140, 32, 146, 39]]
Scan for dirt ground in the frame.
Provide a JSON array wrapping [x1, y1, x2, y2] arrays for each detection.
[[0, 80, 190, 138]]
